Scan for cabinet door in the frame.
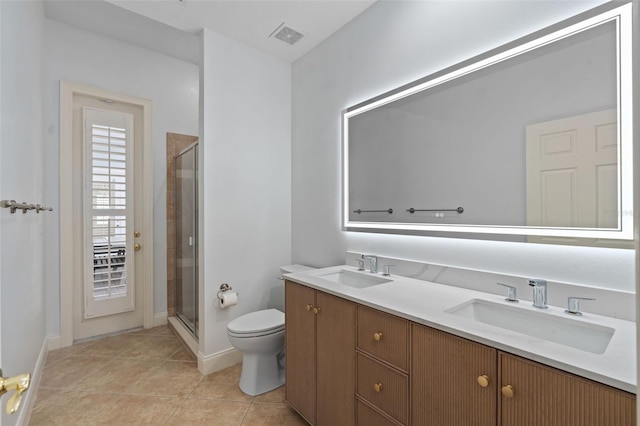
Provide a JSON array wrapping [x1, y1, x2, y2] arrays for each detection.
[[499, 352, 636, 426], [412, 324, 497, 426], [316, 291, 356, 426], [285, 281, 317, 424]]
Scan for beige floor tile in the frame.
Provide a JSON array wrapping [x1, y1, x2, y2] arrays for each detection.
[[30, 390, 120, 425], [205, 363, 242, 384], [151, 325, 176, 336], [39, 356, 111, 389], [170, 345, 197, 361], [190, 379, 254, 403], [96, 394, 177, 424], [241, 403, 307, 426], [165, 399, 250, 426], [125, 361, 202, 398], [45, 341, 94, 365], [117, 335, 183, 360], [75, 358, 160, 393], [72, 333, 137, 357], [253, 386, 286, 404]]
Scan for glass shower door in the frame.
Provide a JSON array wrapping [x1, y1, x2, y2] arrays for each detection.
[[175, 143, 198, 338]]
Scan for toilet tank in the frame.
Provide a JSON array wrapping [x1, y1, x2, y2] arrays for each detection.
[[270, 265, 314, 312]]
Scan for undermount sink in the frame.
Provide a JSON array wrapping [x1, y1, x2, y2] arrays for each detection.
[[317, 269, 392, 289], [446, 299, 615, 354]]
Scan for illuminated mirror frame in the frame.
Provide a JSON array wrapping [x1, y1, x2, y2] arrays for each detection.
[[342, 3, 633, 240]]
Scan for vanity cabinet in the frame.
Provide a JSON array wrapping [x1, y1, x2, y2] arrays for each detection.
[[499, 352, 636, 426], [284, 281, 356, 426], [411, 323, 497, 426], [286, 281, 636, 426]]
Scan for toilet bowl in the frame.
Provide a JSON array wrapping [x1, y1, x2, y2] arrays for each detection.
[[226, 264, 313, 396]]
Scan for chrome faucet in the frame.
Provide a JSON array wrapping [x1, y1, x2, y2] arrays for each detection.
[[361, 254, 378, 274], [528, 279, 548, 309]]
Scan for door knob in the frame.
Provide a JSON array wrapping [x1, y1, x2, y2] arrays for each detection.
[[134, 243, 141, 251], [0, 370, 30, 414]]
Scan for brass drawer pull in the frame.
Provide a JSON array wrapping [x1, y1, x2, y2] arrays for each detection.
[[373, 332, 383, 341], [477, 375, 489, 388], [501, 385, 514, 398], [373, 382, 383, 393]]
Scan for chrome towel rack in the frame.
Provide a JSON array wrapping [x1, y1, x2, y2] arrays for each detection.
[[353, 208, 393, 214], [406, 207, 464, 214], [1, 200, 53, 214]]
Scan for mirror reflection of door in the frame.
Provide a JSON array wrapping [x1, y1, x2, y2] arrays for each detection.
[[525, 109, 629, 247]]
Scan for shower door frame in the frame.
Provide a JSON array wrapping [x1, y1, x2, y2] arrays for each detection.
[[174, 142, 199, 338]]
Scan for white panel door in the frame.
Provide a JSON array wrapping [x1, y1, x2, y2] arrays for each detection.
[[83, 108, 135, 318], [526, 109, 626, 247]]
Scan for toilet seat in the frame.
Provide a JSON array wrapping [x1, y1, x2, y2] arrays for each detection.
[[227, 309, 284, 337]]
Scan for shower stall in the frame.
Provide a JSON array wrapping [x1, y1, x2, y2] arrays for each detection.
[[174, 142, 198, 338]]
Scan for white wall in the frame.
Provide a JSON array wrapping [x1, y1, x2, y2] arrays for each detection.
[[42, 19, 199, 336], [200, 29, 291, 357], [292, 0, 635, 292], [0, 1, 47, 424]]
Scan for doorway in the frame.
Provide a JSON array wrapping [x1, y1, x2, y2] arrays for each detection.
[[59, 82, 154, 346]]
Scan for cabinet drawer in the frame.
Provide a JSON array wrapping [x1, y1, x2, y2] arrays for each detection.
[[357, 305, 408, 371], [357, 352, 408, 425], [357, 399, 401, 426]]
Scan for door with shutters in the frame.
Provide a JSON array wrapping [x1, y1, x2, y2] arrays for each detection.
[[71, 95, 145, 341]]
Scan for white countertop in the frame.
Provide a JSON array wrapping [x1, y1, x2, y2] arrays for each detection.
[[284, 265, 637, 394]]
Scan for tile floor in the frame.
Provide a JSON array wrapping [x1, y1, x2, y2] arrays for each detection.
[[29, 325, 307, 425]]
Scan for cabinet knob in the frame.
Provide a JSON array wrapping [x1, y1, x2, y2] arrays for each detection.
[[373, 382, 383, 393], [313, 307, 321, 314], [305, 304, 313, 311], [501, 385, 514, 398], [373, 332, 383, 341], [477, 375, 490, 388], [134, 243, 141, 251]]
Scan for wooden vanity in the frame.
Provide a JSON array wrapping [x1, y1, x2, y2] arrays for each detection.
[[284, 280, 636, 426]]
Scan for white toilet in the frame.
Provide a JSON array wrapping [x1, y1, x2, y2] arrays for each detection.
[[227, 264, 313, 396]]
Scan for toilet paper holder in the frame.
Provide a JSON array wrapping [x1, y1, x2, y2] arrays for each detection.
[[217, 283, 238, 300]]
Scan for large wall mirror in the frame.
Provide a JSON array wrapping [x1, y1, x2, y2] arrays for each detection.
[[343, 3, 633, 245]]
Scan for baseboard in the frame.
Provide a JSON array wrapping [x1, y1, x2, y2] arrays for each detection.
[[17, 337, 48, 426], [153, 311, 168, 327], [46, 335, 61, 351], [197, 347, 242, 376]]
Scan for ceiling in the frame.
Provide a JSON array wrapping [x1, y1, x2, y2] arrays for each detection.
[[103, 0, 377, 63]]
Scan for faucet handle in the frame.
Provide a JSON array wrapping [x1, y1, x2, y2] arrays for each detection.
[[496, 283, 518, 302], [565, 297, 595, 316], [355, 259, 365, 271], [381, 265, 395, 276]]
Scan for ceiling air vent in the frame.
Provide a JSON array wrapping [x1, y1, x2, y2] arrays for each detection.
[[270, 22, 304, 46]]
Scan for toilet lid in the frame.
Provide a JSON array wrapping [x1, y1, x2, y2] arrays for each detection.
[[227, 309, 285, 334]]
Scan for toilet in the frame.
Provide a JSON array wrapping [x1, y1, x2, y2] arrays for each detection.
[[227, 264, 313, 396]]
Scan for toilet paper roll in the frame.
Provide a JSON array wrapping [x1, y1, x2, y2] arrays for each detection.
[[218, 292, 238, 309]]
